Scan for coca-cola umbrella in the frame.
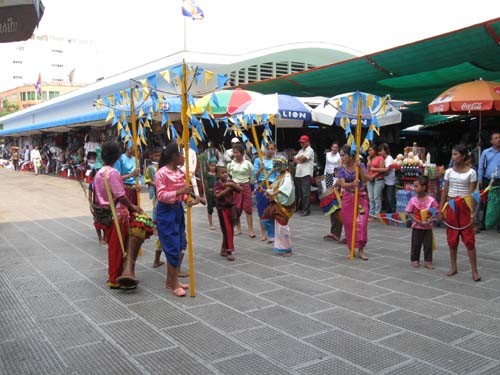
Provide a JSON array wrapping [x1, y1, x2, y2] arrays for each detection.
[[428, 79, 500, 146], [0, 0, 44, 43]]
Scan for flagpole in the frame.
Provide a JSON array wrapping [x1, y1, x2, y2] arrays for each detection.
[[181, 61, 196, 297], [350, 94, 363, 260], [183, 17, 187, 51]]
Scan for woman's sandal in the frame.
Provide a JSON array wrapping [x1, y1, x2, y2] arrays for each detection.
[[358, 253, 368, 261]]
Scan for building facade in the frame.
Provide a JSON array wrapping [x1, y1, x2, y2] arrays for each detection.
[[1, 84, 82, 110], [0, 34, 99, 93]]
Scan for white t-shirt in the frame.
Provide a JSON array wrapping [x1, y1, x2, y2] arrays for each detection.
[[295, 146, 314, 178], [445, 168, 477, 197], [324, 152, 341, 175], [384, 155, 396, 185]]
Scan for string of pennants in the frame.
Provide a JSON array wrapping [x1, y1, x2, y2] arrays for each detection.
[[95, 64, 275, 154], [320, 184, 492, 228]]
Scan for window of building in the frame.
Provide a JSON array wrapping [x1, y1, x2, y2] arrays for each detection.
[[20, 92, 26, 101], [49, 91, 60, 99], [10, 94, 17, 102], [42, 92, 48, 100], [27, 91, 36, 100]]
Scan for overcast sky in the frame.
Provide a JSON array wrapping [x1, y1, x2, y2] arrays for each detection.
[[28, 0, 500, 76]]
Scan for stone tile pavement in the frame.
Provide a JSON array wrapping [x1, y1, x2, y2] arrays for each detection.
[[1, 169, 500, 374]]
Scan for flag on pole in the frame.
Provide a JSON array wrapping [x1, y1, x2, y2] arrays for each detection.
[[35, 73, 42, 96], [182, 0, 204, 20]]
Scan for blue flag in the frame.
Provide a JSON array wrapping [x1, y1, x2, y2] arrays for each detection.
[[182, 0, 204, 20]]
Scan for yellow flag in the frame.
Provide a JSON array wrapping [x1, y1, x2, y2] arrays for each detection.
[[361, 138, 370, 153], [204, 71, 214, 87], [141, 79, 149, 96], [105, 109, 115, 123], [120, 90, 127, 104], [367, 94, 374, 109], [463, 195, 474, 212], [420, 209, 428, 222], [160, 70, 171, 84], [346, 133, 354, 146]]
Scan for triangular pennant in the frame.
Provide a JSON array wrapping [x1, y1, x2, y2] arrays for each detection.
[[472, 191, 481, 204], [217, 74, 228, 90], [204, 70, 214, 87], [448, 199, 456, 213], [105, 109, 115, 123]]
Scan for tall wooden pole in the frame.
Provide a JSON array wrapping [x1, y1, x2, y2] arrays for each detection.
[[130, 87, 141, 206], [349, 94, 363, 259], [181, 61, 196, 297], [251, 125, 270, 189]]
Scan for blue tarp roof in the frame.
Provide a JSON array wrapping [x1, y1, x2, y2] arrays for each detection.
[[0, 111, 108, 136]]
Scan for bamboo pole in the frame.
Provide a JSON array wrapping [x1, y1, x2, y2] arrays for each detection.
[[250, 125, 270, 189], [130, 88, 141, 206], [349, 94, 363, 259], [181, 61, 196, 297]]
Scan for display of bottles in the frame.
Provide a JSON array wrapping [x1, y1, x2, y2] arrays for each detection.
[[402, 165, 422, 177]]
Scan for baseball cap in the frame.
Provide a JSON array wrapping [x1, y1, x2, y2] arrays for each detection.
[[299, 135, 309, 143], [231, 137, 240, 144]]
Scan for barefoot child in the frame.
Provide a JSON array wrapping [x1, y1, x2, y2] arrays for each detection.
[[155, 143, 199, 297], [261, 156, 296, 256], [205, 158, 218, 230], [88, 168, 107, 245], [144, 148, 164, 268], [439, 144, 481, 282], [214, 165, 242, 261], [405, 176, 439, 269]]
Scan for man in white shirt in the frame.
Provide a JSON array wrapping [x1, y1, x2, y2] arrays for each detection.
[[30, 146, 42, 175], [222, 137, 241, 165], [293, 135, 315, 216]]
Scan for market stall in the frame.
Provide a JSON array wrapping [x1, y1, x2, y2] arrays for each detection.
[[393, 142, 443, 214]]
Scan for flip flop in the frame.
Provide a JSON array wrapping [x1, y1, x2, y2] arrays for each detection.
[[116, 276, 139, 288], [153, 261, 165, 268], [249, 234, 256, 238]]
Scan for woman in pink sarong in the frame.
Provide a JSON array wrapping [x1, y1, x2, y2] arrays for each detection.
[[338, 145, 370, 260]]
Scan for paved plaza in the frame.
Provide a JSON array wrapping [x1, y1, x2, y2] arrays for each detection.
[[1, 169, 500, 375]]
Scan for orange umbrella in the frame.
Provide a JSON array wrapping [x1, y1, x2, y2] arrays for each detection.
[[428, 79, 500, 148], [428, 79, 500, 115]]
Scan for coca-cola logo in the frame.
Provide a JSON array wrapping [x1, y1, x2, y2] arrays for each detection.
[[432, 104, 446, 112], [461, 102, 482, 111]]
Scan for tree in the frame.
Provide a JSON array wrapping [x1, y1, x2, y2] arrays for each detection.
[[0, 99, 19, 117]]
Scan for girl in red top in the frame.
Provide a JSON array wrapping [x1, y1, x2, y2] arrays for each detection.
[[214, 165, 242, 261], [366, 145, 385, 218]]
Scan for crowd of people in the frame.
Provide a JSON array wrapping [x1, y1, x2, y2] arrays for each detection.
[[5, 130, 499, 296], [3, 142, 89, 176]]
